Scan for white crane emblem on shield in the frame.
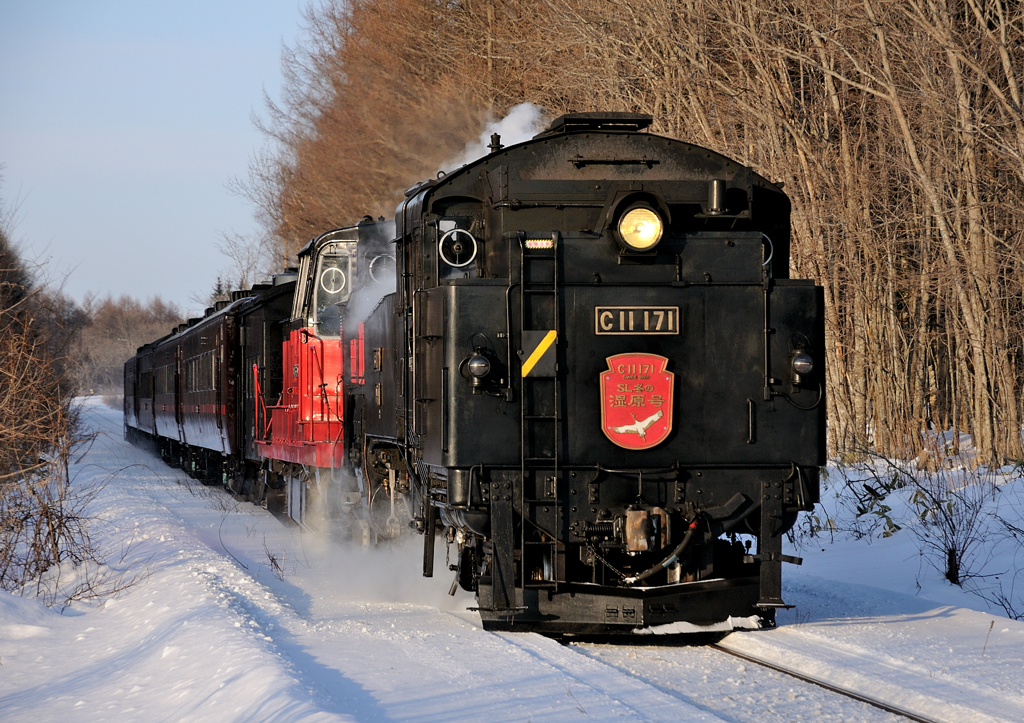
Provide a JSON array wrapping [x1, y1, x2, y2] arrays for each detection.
[[600, 353, 674, 450]]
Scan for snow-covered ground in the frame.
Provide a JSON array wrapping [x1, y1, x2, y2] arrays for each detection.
[[1, 399, 1022, 722]]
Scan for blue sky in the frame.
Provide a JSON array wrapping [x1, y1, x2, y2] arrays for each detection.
[[0, 1, 305, 314]]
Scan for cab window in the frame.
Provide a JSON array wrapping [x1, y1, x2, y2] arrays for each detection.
[[313, 244, 355, 337]]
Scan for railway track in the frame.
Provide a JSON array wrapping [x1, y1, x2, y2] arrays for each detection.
[[709, 643, 939, 723], [566, 633, 963, 723]]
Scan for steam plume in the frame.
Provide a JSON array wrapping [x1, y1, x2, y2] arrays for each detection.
[[441, 103, 545, 172]]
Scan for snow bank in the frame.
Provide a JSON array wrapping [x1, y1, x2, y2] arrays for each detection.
[[2, 399, 1022, 722]]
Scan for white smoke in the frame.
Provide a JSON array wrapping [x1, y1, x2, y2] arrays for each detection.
[[441, 102, 545, 173], [345, 220, 397, 329], [295, 530, 477, 612], [345, 267, 395, 328]]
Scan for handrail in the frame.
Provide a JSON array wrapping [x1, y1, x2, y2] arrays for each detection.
[[302, 328, 329, 439], [301, 327, 344, 440], [252, 363, 271, 439]]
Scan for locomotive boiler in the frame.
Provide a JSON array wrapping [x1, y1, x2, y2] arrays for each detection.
[[125, 112, 825, 634]]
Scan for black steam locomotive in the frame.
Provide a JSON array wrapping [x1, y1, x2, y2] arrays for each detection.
[[126, 112, 825, 634]]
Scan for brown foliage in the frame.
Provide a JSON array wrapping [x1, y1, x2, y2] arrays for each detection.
[[247, 0, 1024, 464], [238, 0, 493, 261]]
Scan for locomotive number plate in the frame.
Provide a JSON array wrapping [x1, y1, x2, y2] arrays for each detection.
[[595, 306, 679, 335]]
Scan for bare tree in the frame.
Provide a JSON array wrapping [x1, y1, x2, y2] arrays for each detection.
[[215, 230, 276, 291]]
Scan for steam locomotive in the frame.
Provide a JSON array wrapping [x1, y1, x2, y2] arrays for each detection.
[[124, 112, 825, 634]]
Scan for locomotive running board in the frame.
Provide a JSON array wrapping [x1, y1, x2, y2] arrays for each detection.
[[475, 576, 761, 635]]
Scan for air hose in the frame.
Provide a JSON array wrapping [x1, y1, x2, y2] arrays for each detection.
[[623, 515, 701, 586]]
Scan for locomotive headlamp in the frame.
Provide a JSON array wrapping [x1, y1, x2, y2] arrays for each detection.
[[617, 206, 663, 251]]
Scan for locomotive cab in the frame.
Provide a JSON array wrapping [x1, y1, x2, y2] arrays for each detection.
[[294, 232, 358, 337]]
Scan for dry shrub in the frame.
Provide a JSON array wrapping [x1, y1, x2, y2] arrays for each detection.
[[0, 293, 89, 599], [1, 196, 143, 607], [802, 451, 1024, 617]]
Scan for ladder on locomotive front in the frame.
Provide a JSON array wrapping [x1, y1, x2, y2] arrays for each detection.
[[517, 231, 564, 594]]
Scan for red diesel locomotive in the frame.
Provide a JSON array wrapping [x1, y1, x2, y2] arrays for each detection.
[[125, 220, 397, 535]]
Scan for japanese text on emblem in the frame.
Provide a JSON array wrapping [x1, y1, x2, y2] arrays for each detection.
[[599, 353, 674, 450]]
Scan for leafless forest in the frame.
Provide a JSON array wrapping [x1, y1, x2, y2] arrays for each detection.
[[237, 0, 1024, 465], [74, 294, 183, 395]]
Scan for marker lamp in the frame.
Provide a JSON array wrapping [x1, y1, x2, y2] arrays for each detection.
[[792, 353, 814, 376], [467, 354, 491, 378]]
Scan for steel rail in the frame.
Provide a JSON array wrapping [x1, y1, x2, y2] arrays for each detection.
[[710, 643, 941, 723]]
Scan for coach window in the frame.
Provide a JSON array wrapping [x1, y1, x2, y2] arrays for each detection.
[[313, 244, 355, 337]]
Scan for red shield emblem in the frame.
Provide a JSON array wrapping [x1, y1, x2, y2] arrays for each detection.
[[600, 353, 674, 449]]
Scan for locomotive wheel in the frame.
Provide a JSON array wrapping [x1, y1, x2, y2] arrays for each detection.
[[368, 482, 412, 539], [360, 442, 413, 540]]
